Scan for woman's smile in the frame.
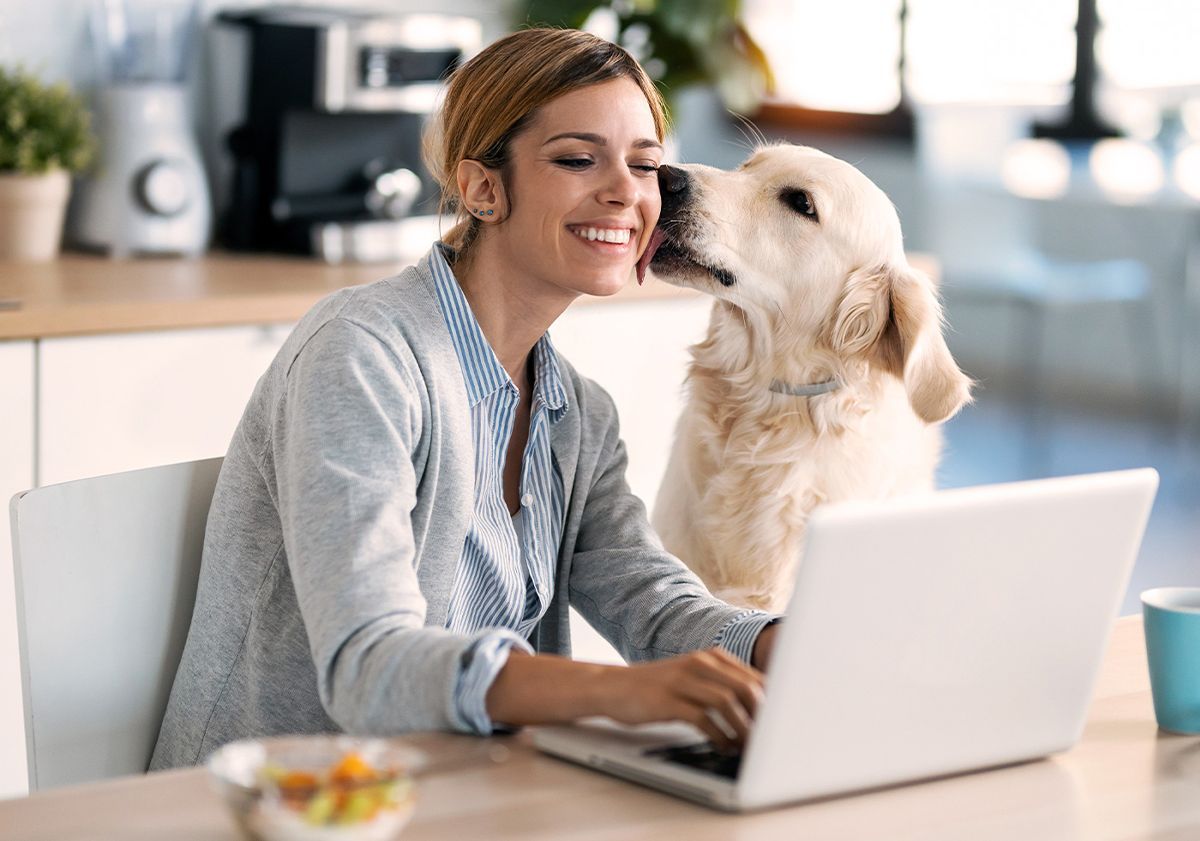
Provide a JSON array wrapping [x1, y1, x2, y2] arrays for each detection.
[[567, 225, 634, 246]]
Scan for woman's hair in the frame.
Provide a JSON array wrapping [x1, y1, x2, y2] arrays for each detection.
[[423, 27, 668, 255]]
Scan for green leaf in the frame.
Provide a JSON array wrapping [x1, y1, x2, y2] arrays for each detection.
[[0, 65, 95, 175], [524, 0, 599, 28], [512, 1, 772, 113]]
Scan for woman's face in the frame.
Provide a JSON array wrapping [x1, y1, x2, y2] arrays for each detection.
[[493, 77, 663, 298]]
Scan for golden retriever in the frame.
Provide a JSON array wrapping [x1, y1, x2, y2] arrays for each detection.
[[641, 144, 973, 613]]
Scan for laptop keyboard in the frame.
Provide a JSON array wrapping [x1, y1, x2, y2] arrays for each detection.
[[645, 742, 742, 779]]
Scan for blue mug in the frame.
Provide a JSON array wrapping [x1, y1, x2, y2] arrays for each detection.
[[1141, 587, 1200, 734]]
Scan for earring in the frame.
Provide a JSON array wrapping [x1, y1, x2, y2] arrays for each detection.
[[473, 209, 494, 217]]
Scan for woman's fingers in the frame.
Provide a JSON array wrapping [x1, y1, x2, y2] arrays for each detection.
[[677, 681, 752, 746], [673, 649, 767, 747], [674, 700, 739, 752], [602, 649, 768, 749], [688, 649, 765, 720]]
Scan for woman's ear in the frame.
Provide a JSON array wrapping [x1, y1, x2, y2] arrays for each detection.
[[830, 263, 973, 424], [456, 159, 507, 220]]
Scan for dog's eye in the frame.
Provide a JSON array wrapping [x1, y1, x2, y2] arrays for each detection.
[[781, 189, 817, 220]]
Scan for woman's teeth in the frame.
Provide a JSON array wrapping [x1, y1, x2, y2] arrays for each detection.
[[571, 227, 631, 244]]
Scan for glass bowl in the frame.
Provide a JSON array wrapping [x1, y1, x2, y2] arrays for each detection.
[[206, 735, 425, 841]]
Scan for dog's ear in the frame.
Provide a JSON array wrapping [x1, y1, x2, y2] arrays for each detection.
[[831, 264, 972, 423]]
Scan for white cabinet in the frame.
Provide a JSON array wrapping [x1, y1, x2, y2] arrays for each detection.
[[0, 340, 35, 798], [551, 295, 713, 664], [552, 296, 712, 506], [38, 325, 293, 486]]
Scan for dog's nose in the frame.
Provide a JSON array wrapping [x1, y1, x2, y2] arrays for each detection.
[[657, 164, 691, 217]]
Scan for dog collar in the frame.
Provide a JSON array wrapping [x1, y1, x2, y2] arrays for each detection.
[[769, 378, 842, 397]]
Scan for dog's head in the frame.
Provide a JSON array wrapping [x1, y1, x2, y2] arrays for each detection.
[[644, 144, 971, 423]]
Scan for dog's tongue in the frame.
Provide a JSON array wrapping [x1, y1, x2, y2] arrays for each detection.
[[636, 227, 665, 286]]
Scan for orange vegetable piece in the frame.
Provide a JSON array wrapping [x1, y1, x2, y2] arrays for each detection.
[[278, 770, 319, 790], [329, 751, 376, 785]]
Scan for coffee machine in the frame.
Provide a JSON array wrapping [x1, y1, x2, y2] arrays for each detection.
[[218, 8, 479, 262]]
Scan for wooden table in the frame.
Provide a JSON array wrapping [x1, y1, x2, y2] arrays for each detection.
[[2, 616, 1197, 840]]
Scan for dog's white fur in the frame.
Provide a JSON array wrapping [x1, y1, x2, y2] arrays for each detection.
[[650, 145, 972, 613]]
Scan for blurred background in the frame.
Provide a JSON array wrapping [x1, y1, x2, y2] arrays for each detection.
[[1, 0, 1197, 611]]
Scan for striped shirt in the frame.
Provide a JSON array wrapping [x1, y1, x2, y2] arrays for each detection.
[[430, 244, 776, 734], [429, 244, 565, 732]]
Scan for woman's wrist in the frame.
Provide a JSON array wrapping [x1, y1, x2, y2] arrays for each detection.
[[752, 623, 780, 671], [485, 650, 620, 726]]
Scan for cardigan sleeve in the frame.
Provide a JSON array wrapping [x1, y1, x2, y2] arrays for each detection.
[[272, 317, 496, 734]]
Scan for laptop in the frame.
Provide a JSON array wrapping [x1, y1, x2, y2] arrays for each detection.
[[533, 468, 1159, 812]]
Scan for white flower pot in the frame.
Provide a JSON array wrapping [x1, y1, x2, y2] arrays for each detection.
[[0, 170, 71, 261]]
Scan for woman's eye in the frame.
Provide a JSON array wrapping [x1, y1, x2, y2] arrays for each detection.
[[631, 164, 660, 174], [555, 157, 593, 169]]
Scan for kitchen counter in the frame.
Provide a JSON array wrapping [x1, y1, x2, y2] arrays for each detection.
[[0, 252, 703, 341], [0, 251, 938, 341]]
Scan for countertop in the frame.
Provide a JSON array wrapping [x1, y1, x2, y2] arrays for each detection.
[[0, 251, 699, 341]]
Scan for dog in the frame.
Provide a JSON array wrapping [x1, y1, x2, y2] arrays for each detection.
[[640, 144, 973, 613]]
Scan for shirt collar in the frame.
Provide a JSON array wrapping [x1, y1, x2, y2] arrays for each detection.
[[532, 330, 569, 424], [429, 243, 570, 422]]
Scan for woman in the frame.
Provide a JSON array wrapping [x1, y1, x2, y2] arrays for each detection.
[[150, 28, 779, 771]]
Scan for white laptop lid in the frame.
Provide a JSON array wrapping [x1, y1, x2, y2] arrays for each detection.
[[736, 468, 1158, 809]]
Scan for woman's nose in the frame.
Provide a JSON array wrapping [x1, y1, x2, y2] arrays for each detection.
[[599, 162, 639, 206]]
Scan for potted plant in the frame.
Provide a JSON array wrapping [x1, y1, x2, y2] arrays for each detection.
[[520, 0, 773, 120], [0, 67, 95, 260]]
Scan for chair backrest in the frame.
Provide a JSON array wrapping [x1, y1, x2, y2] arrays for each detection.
[[9, 457, 222, 791]]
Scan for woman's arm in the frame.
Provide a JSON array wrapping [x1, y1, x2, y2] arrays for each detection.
[[566, 398, 783, 666], [486, 646, 765, 750], [274, 318, 491, 735]]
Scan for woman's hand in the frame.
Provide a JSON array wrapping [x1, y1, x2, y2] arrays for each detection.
[[597, 648, 765, 751], [486, 648, 765, 752]]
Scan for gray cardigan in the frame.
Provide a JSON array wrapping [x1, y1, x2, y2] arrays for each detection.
[[149, 250, 760, 770]]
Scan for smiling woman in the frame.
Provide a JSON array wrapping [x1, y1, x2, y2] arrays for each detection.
[[447, 77, 663, 303], [148, 28, 782, 774], [424, 29, 667, 300]]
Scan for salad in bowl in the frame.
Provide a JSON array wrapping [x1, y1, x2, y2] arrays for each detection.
[[207, 735, 425, 841]]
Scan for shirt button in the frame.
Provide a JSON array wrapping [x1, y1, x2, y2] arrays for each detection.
[[521, 493, 534, 507]]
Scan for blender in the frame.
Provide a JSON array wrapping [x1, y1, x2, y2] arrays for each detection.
[[70, 0, 211, 256]]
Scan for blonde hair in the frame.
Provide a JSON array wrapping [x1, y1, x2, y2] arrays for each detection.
[[423, 27, 668, 255]]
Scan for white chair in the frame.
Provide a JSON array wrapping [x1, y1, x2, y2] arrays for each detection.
[[9, 457, 222, 791]]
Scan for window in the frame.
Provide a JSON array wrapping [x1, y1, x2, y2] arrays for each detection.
[[1095, 0, 1200, 139], [1098, 0, 1200, 92], [745, 0, 903, 114], [743, 0, 911, 136], [906, 0, 1076, 106], [744, 0, 1200, 141]]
